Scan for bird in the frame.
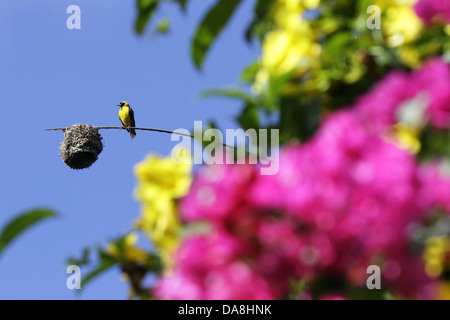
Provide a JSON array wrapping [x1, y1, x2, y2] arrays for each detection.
[[117, 101, 136, 139]]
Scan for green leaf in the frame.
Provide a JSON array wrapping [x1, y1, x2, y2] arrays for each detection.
[[68, 247, 91, 266], [245, 0, 276, 42], [419, 127, 450, 161], [324, 32, 354, 56], [80, 249, 118, 288], [135, 0, 158, 35], [240, 61, 262, 84], [261, 71, 293, 111], [0, 209, 57, 258], [191, 0, 243, 69]]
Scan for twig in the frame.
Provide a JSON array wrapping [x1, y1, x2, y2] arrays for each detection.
[[44, 126, 237, 150]]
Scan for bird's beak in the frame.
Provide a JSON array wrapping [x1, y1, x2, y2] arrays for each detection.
[[116, 104, 121, 106]]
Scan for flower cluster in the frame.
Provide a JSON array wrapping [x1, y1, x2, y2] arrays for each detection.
[[355, 57, 450, 133], [253, 0, 429, 92], [252, 111, 437, 298], [155, 57, 450, 300], [376, 0, 423, 48], [254, 0, 321, 92], [419, 161, 450, 214], [156, 116, 430, 299], [414, 0, 450, 24], [134, 151, 192, 266], [423, 235, 450, 278]]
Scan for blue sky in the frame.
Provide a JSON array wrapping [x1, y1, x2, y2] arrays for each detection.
[[0, 0, 259, 299]]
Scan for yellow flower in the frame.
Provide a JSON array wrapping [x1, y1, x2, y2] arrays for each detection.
[[275, 0, 320, 12], [108, 233, 149, 264], [386, 93, 428, 154], [423, 236, 450, 278], [253, 68, 270, 94], [376, 0, 423, 47], [136, 197, 180, 251], [397, 46, 421, 68], [135, 153, 192, 201], [391, 122, 421, 154], [303, 0, 320, 10], [262, 29, 320, 76], [136, 200, 181, 268], [275, 0, 303, 13], [134, 149, 192, 268], [445, 25, 450, 36], [272, 2, 303, 32], [436, 282, 450, 300], [253, 0, 321, 93]]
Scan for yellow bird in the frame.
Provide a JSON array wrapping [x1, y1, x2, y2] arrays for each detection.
[[117, 101, 136, 139]]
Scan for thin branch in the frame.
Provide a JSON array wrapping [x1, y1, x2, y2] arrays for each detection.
[[44, 126, 238, 150]]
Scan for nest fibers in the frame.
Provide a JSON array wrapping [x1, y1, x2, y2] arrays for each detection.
[[60, 124, 104, 169]]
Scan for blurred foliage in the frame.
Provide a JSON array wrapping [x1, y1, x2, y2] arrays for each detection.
[[68, 233, 162, 300], [135, 0, 158, 35], [245, 0, 277, 42], [419, 126, 450, 161], [133, 0, 450, 144], [191, 0, 243, 69], [67, 0, 450, 299], [0, 209, 56, 259], [156, 17, 171, 34], [135, 0, 188, 35]]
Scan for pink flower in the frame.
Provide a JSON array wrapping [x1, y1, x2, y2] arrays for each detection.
[[164, 108, 435, 299], [256, 218, 336, 278], [180, 164, 255, 223], [381, 253, 437, 300], [419, 161, 450, 213], [415, 0, 450, 24], [157, 59, 450, 300], [157, 263, 279, 300], [155, 231, 290, 300], [156, 269, 204, 300], [355, 70, 417, 132], [354, 57, 450, 130], [248, 109, 433, 296], [413, 58, 450, 128]]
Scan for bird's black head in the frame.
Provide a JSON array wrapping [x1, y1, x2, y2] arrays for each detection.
[[117, 101, 129, 107]]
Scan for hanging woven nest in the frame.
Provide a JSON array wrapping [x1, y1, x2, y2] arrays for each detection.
[[60, 124, 104, 169]]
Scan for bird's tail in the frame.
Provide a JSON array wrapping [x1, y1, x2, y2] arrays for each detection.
[[130, 129, 136, 139]]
